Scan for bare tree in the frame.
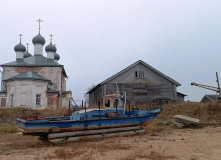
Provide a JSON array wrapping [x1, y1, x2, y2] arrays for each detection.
[[84, 84, 96, 104]]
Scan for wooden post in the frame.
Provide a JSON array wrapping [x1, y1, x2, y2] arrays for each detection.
[[98, 101, 101, 119], [84, 102, 87, 120], [115, 100, 118, 117], [68, 101, 71, 117]]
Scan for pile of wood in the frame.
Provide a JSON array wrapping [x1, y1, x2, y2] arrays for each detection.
[[46, 126, 145, 143], [171, 115, 200, 128]]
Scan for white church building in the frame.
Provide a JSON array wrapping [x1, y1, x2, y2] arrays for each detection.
[[0, 20, 72, 109]]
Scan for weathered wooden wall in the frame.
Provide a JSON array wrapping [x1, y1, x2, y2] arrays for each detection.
[[89, 83, 176, 106], [88, 62, 181, 106]]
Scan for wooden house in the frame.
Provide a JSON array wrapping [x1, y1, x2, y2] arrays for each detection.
[[200, 94, 220, 103], [87, 60, 186, 108]]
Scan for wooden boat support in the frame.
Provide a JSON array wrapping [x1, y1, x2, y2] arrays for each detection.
[[41, 126, 145, 143]]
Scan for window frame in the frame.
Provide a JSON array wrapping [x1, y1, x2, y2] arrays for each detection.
[[36, 94, 41, 106]]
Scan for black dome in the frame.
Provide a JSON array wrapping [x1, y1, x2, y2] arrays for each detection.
[[14, 42, 26, 52], [32, 33, 46, 45], [45, 43, 57, 52], [54, 52, 60, 61], [24, 50, 32, 58]]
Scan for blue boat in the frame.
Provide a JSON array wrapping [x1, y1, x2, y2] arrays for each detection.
[[17, 108, 161, 135], [17, 91, 161, 136]]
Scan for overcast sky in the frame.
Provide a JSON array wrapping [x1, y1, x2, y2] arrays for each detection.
[[0, 0, 221, 102]]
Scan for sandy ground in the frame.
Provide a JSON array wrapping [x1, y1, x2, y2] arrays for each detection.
[[0, 126, 221, 160]]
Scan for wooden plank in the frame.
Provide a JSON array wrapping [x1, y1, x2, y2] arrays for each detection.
[[49, 129, 146, 143], [173, 115, 200, 125], [171, 119, 187, 128], [48, 126, 145, 139]]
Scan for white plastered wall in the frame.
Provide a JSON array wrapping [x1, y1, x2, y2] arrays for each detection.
[[6, 80, 48, 109]]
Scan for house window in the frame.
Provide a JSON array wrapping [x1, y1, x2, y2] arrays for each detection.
[[135, 71, 144, 78], [10, 94, 13, 107], [36, 94, 41, 105], [105, 99, 110, 107], [1, 98, 6, 107]]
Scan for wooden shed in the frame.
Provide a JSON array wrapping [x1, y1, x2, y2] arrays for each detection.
[[87, 60, 185, 108], [200, 94, 220, 103]]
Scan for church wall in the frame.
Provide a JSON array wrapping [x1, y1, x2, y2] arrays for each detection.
[[47, 93, 59, 109], [5, 80, 48, 109], [62, 74, 66, 91], [2, 67, 64, 91], [62, 91, 72, 108]]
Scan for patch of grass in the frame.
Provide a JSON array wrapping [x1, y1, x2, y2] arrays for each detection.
[[6, 125, 17, 133], [146, 103, 221, 134]]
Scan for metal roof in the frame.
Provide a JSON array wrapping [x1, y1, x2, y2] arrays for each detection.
[[0, 55, 68, 78], [177, 92, 187, 96], [0, 55, 63, 67], [3, 70, 50, 82]]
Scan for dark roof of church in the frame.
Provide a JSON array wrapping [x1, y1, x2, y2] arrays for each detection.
[[0, 55, 68, 77], [0, 55, 63, 67], [3, 70, 50, 82]]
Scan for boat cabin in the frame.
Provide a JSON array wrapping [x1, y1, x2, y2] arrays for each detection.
[[102, 94, 124, 109]]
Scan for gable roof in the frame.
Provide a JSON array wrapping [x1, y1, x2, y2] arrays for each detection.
[[200, 94, 219, 103], [3, 70, 50, 82], [88, 60, 180, 93], [0, 55, 68, 77]]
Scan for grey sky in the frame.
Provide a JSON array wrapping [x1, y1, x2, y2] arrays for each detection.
[[0, 0, 221, 102]]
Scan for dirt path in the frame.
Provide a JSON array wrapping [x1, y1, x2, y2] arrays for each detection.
[[1, 126, 221, 160]]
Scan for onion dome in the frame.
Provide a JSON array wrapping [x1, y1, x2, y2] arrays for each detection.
[[45, 43, 57, 52], [54, 52, 60, 61], [14, 42, 26, 52], [24, 50, 32, 58], [32, 33, 46, 45]]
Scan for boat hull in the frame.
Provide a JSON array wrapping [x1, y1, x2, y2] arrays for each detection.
[[17, 115, 157, 135]]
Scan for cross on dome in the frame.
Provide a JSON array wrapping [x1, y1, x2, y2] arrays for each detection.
[[36, 19, 43, 33], [49, 34, 53, 43], [26, 43, 29, 51], [19, 34, 23, 43]]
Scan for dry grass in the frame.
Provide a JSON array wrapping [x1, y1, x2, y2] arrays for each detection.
[[0, 107, 73, 122], [146, 103, 221, 134], [1, 103, 221, 158]]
